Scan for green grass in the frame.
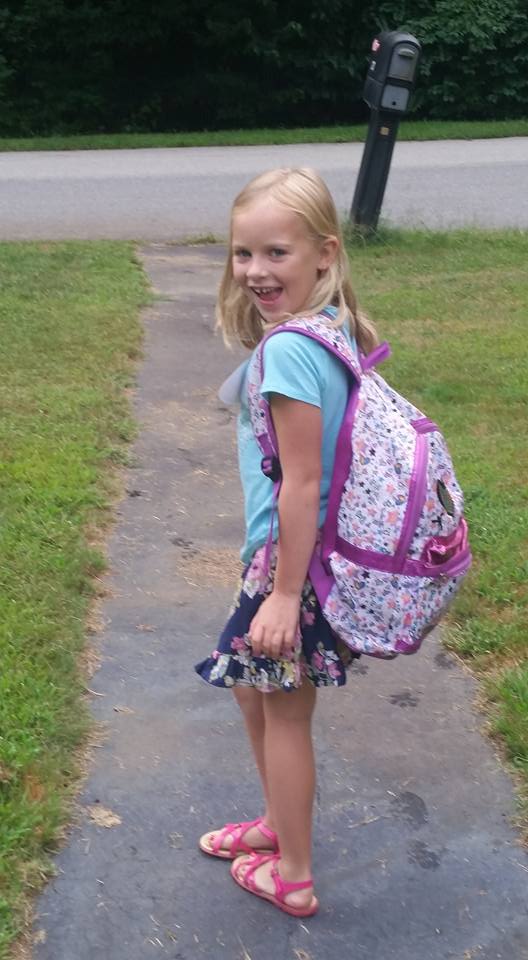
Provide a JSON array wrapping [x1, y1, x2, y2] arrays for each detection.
[[347, 227, 528, 806], [0, 242, 148, 956], [1, 118, 527, 151]]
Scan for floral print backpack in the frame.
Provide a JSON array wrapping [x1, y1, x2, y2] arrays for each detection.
[[247, 313, 471, 659]]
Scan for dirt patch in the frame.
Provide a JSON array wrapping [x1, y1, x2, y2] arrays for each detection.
[[176, 544, 242, 587]]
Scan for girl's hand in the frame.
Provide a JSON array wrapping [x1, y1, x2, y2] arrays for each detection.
[[248, 591, 300, 659]]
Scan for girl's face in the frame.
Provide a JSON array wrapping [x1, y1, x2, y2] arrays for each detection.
[[231, 198, 337, 323]]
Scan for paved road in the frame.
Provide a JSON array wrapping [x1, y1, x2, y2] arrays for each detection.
[[1, 138, 528, 240], [32, 246, 528, 960]]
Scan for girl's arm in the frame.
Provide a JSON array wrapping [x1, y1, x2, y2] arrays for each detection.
[[248, 394, 322, 659]]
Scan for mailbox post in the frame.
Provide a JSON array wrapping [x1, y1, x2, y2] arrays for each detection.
[[350, 31, 421, 232]]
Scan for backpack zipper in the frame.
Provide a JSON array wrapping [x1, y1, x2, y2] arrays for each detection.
[[393, 432, 428, 571]]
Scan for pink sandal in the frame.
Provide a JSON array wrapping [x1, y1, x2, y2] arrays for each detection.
[[231, 852, 319, 917], [199, 817, 278, 860]]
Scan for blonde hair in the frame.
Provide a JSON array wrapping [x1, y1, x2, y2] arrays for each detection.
[[216, 167, 378, 354]]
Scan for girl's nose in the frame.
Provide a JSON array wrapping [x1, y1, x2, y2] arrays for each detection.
[[246, 257, 267, 280]]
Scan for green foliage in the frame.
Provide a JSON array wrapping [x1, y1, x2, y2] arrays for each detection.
[[0, 0, 526, 134], [0, 0, 374, 134], [491, 664, 528, 770], [376, 0, 528, 119]]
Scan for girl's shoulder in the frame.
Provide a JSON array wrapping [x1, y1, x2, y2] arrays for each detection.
[[260, 327, 329, 382], [255, 312, 357, 408], [261, 310, 358, 373]]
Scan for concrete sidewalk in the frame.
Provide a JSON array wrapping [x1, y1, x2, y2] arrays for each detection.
[[32, 245, 528, 960]]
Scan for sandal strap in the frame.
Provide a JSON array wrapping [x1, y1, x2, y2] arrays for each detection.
[[242, 854, 314, 904], [243, 853, 278, 891], [211, 820, 252, 856], [270, 860, 314, 898], [212, 818, 277, 856], [255, 817, 277, 842]]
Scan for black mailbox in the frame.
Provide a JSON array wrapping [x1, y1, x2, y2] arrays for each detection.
[[363, 32, 421, 115], [350, 30, 422, 231]]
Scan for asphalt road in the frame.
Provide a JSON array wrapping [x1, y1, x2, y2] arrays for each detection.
[[1, 137, 528, 241]]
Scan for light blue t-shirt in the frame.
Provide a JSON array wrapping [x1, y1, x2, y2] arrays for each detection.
[[238, 319, 357, 563]]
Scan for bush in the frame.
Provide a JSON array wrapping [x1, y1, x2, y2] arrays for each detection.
[[378, 0, 528, 119], [0, 1, 526, 135]]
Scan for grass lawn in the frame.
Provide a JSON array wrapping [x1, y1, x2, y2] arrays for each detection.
[[0, 118, 527, 152], [348, 227, 528, 815], [0, 229, 527, 955], [0, 242, 148, 957]]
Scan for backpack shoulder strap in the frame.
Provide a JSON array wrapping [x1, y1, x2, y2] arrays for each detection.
[[258, 313, 364, 383], [248, 312, 363, 487], [250, 314, 391, 455]]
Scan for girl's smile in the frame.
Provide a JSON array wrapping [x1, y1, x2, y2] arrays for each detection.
[[231, 199, 336, 322], [251, 285, 283, 305]]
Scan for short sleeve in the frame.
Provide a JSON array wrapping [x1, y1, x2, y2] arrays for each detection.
[[260, 332, 330, 408]]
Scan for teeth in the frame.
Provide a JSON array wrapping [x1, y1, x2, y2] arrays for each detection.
[[254, 287, 278, 294]]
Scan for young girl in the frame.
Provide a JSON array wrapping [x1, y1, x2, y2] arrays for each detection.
[[195, 167, 378, 917]]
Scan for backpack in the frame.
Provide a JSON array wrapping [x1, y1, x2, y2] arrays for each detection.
[[247, 312, 471, 659]]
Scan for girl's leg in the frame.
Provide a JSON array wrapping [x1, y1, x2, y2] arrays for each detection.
[[201, 686, 276, 855], [233, 687, 274, 829], [234, 678, 317, 909]]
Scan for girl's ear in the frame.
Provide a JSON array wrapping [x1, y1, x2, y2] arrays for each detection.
[[317, 236, 339, 271]]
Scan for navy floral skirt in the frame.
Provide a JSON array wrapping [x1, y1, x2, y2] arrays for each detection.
[[194, 542, 359, 693]]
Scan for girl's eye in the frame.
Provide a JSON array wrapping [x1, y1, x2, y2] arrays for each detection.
[[270, 248, 286, 257], [233, 249, 250, 259]]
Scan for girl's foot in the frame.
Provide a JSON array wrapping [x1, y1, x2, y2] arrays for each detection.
[[231, 853, 318, 917], [199, 817, 278, 860]]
